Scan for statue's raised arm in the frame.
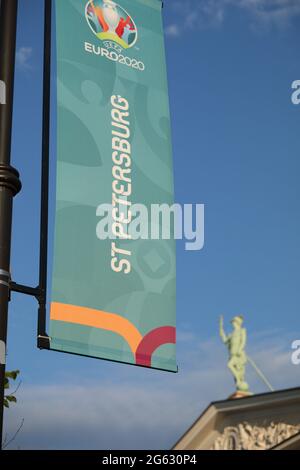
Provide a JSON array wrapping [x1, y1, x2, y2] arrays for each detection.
[[219, 315, 228, 344]]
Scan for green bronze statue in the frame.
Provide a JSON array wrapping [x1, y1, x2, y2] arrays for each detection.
[[219, 315, 250, 393]]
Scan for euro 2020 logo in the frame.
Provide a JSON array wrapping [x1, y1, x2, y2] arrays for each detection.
[[86, 0, 138, 50]]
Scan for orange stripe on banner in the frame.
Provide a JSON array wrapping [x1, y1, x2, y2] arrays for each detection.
[[50, 302, 142, 355]]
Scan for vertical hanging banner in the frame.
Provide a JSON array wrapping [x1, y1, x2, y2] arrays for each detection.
[[50, 0, 176, 372]]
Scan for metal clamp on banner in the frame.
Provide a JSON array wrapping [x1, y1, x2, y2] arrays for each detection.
[[37, 335, 51, 350]]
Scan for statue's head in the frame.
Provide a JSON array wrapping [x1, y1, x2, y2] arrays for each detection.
[[231, 315, 244, 329]]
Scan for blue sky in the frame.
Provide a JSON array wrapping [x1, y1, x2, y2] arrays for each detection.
[[3, 0, 300, 449]]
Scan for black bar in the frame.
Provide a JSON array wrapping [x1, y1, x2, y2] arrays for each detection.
[[37, 0, 52, 349], [0, 0, 21, 450], [9, 282, 41, 298]]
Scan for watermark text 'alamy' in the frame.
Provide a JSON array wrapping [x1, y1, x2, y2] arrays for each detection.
[[96, 203, 205, 251]]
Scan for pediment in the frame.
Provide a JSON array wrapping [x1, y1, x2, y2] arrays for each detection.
[[173, 387, 300, 450]]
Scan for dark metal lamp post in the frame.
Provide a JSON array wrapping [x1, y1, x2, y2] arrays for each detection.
[[0, 0, 21, 450]]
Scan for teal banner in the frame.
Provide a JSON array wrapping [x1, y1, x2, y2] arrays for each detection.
[[50, 0, 176, 372]]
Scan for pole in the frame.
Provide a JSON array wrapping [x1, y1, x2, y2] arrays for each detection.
[[0, 0, 21, 449], [37, 0, 52, 349], [247, 355, 274, 392]]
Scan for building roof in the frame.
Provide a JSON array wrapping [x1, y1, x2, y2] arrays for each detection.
[[173, 387, 300, 450]]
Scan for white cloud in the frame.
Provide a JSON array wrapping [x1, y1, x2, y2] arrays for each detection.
[[166, 0, 300, 36], [165, 24, 181, 37], [3, 330, 299, 449], [240, 0, 300, 29], [16, 47, 33, 70]]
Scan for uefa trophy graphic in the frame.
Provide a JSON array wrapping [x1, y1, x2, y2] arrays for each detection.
[[102, 0, 120, 34]]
